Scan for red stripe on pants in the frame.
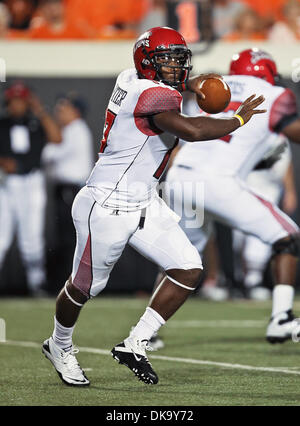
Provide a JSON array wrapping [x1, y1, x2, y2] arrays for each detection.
[[73, 235, 92, 297], [252, 192, 297, 235]]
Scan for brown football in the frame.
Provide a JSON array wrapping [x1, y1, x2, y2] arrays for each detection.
[[196, 77, 231, 114]]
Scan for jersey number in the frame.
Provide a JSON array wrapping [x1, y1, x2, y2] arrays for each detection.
[[100, 109, 117, 153]]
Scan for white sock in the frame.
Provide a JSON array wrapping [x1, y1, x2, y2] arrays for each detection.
[[27, 265, 46, 292], [52, 316, 75, 351], [244, 270, 263, 288], [130, 307, 166, 341], [272, 285, 294, 317]]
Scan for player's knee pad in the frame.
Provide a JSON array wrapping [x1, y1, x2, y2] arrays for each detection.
[[64, 282, 87, 307], [166, 268, 202, 291], [166, 275, 196, 291], [272, 234, 300, 259]]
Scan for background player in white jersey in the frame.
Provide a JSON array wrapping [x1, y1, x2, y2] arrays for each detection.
[[166, 48, 300, 344], [198, 138, 297, 303], [42, 28, 265, 387], [233, 139, 297, 301]]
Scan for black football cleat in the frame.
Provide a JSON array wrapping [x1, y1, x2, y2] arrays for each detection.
[[111, 336, 159, 385]]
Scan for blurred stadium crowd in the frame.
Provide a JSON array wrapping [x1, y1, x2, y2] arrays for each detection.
[[0, 0, 299, 42]]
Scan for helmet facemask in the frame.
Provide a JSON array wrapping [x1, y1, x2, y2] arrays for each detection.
[[142, 45, 192, 88]]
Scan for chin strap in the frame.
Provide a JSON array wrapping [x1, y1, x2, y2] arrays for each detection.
[[177, 81, 188, 92]]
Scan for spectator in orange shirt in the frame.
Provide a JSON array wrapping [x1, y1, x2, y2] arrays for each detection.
[[29, 0, 89, 39], [268, 0, 300, 42], [0, 2, 28, 38], [63, 0, 115, 38], [114, 0, 148, 26], [240, 0, 290, 21], [5, 0, 36, 29], [0, 3, 11, 36], [223, 8, 267, 41], [64, 0, 149, 39]]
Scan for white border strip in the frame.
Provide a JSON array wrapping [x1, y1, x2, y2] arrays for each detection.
[[0, 318, 6, 342], [1, 40, 299, 77], [168, 320, 266, 328], [3, 339, 300, 376]]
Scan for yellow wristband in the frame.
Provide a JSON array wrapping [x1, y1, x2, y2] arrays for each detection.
[[233, 114, 244, 126]]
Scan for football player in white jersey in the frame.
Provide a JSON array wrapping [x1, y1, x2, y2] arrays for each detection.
[[166, 48, 300, 345], [42, 28, 265, 387], [233, 139, 297, 301]]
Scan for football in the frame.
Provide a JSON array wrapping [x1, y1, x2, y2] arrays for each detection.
[[196, 77, 231, 114]]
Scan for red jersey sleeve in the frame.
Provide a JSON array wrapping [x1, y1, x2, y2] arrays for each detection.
[[134, 87, 182, 136], [269, 89, 298, 133]]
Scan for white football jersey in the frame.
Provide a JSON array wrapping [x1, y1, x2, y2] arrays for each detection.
[[87, 68, 182, 210], [174, 75, 297, 179]]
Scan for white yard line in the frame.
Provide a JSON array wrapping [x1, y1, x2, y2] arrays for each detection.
[[2, 339, 300, 376], [168, 320, 267, 328]]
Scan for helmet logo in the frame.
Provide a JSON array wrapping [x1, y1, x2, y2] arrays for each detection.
[[250, 50, 272, 64], [134, 38, 150, 52], [134, 30, 151, 53]]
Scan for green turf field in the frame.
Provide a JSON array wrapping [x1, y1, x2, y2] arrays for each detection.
[[1, 296, 300, 406]]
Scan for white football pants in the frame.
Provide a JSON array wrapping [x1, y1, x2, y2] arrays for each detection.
[[165, 166, 298, 256], [71, 186, 202, 298], [233, 168, 286, 285], [0, 170, 46, 290]]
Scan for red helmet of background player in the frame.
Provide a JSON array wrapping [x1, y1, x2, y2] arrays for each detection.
[[133, 26, 192, 88], [5, 82, 31, 102], [229, 48, 278, 85]]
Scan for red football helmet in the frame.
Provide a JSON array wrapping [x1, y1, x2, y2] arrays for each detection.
[[133, 26, 192, 88], [229, 48, 278, 85], [5, 82, 31, 101]]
